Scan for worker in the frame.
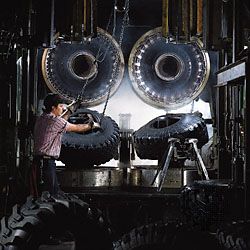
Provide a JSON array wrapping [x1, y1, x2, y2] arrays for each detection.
[[30, 93, 99, 197]]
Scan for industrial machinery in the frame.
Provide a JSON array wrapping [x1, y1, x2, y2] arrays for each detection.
[[0, 0, 249, 249]]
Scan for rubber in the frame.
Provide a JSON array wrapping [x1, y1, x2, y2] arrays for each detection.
[[133, 112, 208, 160], [60, 108, 120, 168]]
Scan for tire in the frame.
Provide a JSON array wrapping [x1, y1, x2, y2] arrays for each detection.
[[0, 243, 8, 250], [113, 221, 180, 250], [0, 245, 17, 250], [60, 108, 120, 168], [133, 112, 208, 160], [216, 220, 250, 250], [0, 192, 112, 250]]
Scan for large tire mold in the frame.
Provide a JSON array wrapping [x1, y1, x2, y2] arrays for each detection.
[[128, 27, 210, 110], [42, 27, 125, 107]]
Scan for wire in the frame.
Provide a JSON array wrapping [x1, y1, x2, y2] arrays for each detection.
[[101, 0, 130, 118], [96, 0, 117, 63], [77, 0, 118, 103]]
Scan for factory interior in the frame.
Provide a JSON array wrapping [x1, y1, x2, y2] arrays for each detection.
[[0, 0, 250, 249]]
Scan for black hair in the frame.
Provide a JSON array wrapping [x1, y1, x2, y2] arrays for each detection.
[[43, 93, 66, 113]]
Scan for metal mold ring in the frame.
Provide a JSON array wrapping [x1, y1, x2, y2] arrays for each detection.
[[128, 27, 210, 110], [67, 51, 98, 81], [42, 27, 125, 107], [154, 53, 185, 81]]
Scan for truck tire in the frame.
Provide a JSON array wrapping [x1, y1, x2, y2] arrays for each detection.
[[113, 221, 180, 250], [216, 220, 250, 250], [60, 108, 120, 168], [0, 245, 17, 250], [0, 192, 112, 250], [133, 112, 208, 160], [0, 243, 12, 250]]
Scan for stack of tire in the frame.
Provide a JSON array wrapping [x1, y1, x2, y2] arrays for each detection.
[[133, 112, 208, 160]]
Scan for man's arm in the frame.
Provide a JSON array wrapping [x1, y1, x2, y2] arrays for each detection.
[[66, 122, 92, 132]]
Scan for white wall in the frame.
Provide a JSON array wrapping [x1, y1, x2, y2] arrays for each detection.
[[93, 72, 212, 132]]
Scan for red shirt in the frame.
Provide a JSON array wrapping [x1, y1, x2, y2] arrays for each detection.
[[33, 113, 69, 158]]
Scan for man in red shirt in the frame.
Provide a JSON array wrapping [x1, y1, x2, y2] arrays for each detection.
[[31, 93, 97, 196]]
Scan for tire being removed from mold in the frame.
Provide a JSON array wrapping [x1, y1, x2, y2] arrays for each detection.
[[133, 112, 208, 160], [59, 108, 120, 168]]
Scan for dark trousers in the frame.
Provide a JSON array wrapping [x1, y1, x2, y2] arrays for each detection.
[[30, 157, 60, 196], [42, 158, 60, 195]]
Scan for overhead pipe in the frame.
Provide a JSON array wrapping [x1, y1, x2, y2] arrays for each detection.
[[30, 0, 55, 48], [176, 0, 183, 42], [220, 0, 232, 68], [71, 0, 84, 41], [162, 0, 169, 38], [49, 0, 55, 48], [232, 0, 244, 63], [190, 0, 197, 36], [221, 0, 230, 41], [162, 0, 177, 38], [182, 0, 191, 41], [197, 0, 203, 36], [71, 0, 97, 41], [162, 0, 181, 39], [162, 0, 199, 42], [84, 0, 97, 38], [232, 0, 236, 63], [202, 0, 209, 49]]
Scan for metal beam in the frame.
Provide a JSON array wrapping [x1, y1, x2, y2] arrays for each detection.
[[217, 60, 246, 86]]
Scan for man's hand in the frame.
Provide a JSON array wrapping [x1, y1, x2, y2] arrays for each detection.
[[85, 114, 101, 130], [92, 121, 101, 129]]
